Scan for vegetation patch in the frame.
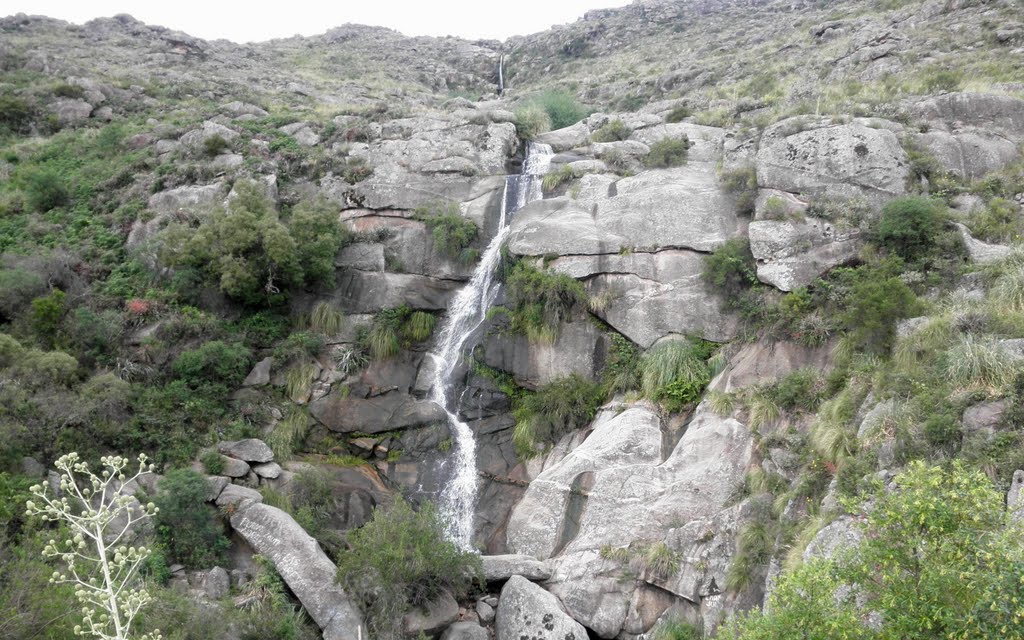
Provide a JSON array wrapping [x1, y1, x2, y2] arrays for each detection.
[[644, 136, 691, 168]]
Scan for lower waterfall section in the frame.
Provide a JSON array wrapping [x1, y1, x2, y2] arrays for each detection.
[[429, 142, 553, 549]]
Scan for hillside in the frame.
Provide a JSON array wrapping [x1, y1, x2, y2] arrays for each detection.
[[1, 1, 1024, 639]]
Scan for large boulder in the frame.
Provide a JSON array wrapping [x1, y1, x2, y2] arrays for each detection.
[[309, 390, 445, 434], [403, 591, 459, 637], [147, 183, 227, 216], [230, 503, 365, 640], [49, 98, 93, 124], [912, 130, 1020, 181], [482, 554, 553, 582], [756, 117, 910, 205], [441, 621, 489, 640], [911, 92, 1024, 143], [332, 270, 462, 313], [495, 575, 589, 640], [547, 250, 737, 347], [749, 216, 862, 291], [506, 403, 752, 637], [179, 120, 239, 148], [218, 439, 274, 463]]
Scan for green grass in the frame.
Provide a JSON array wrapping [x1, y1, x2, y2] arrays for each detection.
[[644, 137, 690, 168]]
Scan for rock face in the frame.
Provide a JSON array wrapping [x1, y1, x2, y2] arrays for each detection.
[[749, 217, 862, 291], [230, 503, 365, 640], [756, 117, 910, 205], [506, 403, 752, 637], [496, 575, 589, 640], [482, 321, 606, 388], [403, 591, 459, 637], [954, 223, 1013, 265]]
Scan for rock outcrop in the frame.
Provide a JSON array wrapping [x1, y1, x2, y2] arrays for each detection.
[[230, 503, 366, 640], [495, 575, 589, 640]]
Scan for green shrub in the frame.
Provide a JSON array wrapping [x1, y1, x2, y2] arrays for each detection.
[[200, 449, 225, 475], [875, 196, 945, 262], [336, 499, 482, 640], [505, 261, 588, 343], [340, 156, 373, 184], [533, 89, 589, 130], [942, 334, 1015, 391], [418, 203, 479, 263], [665, 105, 691, 123], [765, 369, 824, 412], [591, 119, 632, 142], [603, 332, 641, 394], [968, 197, 1023, 243], [0, 93, 33, 133], [837, 267, 923, 355], [202, 134, 231, 157], [159, 183, 348, 304], [28, 289, 66, 346], [513, 103, 552, 139], [644, 137, 690, 168], [172, 340, 252, 388], [0, 268, 46, 320], [513, 373, 605, 456], [22, 169, 69, 212], [154, 469, 231, 568], [720, 166, 758, 217], [702, 238, 758, 301]]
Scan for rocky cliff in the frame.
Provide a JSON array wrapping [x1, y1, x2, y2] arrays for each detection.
[[2, 0, 1023, 638]]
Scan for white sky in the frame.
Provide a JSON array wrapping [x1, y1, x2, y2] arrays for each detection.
[[6, 1, 635, 42]]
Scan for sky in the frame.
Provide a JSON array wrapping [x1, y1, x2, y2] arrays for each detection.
[[7, 1, 635, 43]]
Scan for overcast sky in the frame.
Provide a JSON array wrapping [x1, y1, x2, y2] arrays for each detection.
[[7, 1, 634, 42]]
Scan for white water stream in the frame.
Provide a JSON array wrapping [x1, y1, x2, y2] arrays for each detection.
[[430, 142, 553, 549]]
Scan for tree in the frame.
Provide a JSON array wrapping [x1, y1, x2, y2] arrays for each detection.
[[25, 453, 161, 640], [158, 182, 347, 305], [152, 469, 229, 569], [732, 462, 1024, 639]]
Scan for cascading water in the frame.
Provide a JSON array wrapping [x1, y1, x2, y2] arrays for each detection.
[[430, 142, 553, 549]]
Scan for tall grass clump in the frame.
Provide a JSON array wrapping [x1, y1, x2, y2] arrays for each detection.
[[943, 334, 1015, 392], [505, 261, 588, 343], [309, 301, 345, 335], [639, 338, 716, 412]]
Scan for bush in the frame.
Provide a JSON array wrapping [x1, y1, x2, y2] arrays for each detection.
[[29, 288, 66, 347], [837, 266, 923, 355], [361, 306, 436, 359], [172, 340, 252, 388], [513, 103, 551, 139], [0, 93, 33, 134], [22, 169, 69, 212], [665, 105, 690, 123], [202, 134, 231, 157], [968, 197, 1023, 243], [154, 469, 231, 568], [533, 89, 588, 130], [200, 449, 225, 475], [0, 268, 46, 321], [513, 373, 605, 456], [336, 499, 482, 640], [505, 261, 588, 343], [159, 182, 348, 304], [720, 167, 758, 217], [875, 196, 945, 262], [418, 202, 479, 263], [701, 238, 758, 301], [591, 119, 632, 143], [644, 136, 690, 168]]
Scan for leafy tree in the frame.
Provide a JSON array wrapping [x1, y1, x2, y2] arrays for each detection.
[[29, 288, 66, 347], [875, 196, 945, 262], [159, 182, 346, 305], [25, 453, 161, 640], [152, 469, 229, 569], [733, 462, 1024, 639]]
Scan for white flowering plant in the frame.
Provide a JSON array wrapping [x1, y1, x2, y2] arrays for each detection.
[[25, 452, 161, 640]]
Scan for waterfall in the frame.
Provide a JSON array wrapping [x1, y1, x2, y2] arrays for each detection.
[[497, 54, 505, 95], [430, 142, 553, 549]]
